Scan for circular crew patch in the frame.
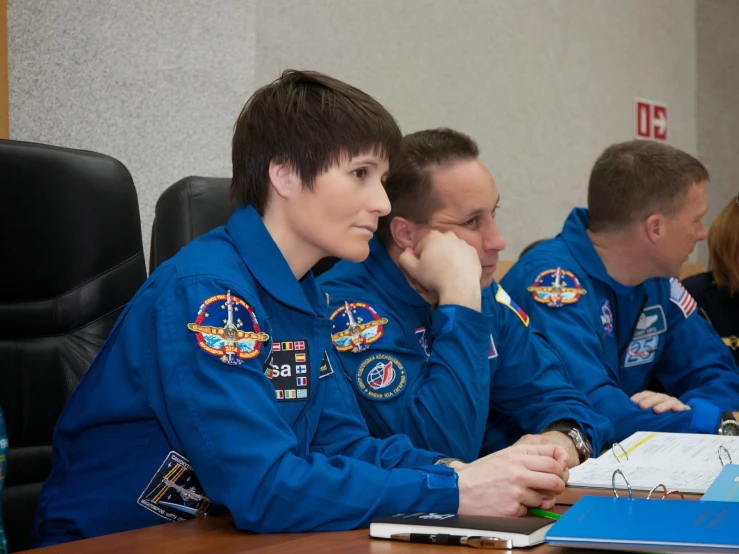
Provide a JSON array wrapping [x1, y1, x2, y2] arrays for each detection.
[[187, 290, 269, 366], [527, 268, 587, 308], [356, 354, 407, 401], [329, 301, 388, 353]]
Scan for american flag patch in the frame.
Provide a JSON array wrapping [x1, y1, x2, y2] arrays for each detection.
[[669, 278, 696, 318]]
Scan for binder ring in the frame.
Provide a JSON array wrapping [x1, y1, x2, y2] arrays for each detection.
[[646, 483, 667, 500], [718, 445, 732, 466], [611, 442, 628, 463], [611, 469, 633, 500], [646, 483, 685, 500]]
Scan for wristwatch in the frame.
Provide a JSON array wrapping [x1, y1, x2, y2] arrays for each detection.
[[434, 457, 463, 467], [543, 422, 593, 463], [718, 412, 739, 436]]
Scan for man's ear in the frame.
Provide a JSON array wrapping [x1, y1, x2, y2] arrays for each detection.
[[268, 160, 299, 199], [389, 217, 418, 250], [644, 214, 665, 244]]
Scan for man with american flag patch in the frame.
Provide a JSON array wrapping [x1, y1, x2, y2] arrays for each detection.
[[503, 140, 739, 442]]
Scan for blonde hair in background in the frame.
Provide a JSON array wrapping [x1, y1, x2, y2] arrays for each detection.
[[707, 195, 739, 296]]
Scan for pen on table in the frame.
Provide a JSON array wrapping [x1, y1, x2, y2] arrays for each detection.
[[390, 533, 512, 549], [528, 507, 561, 520]]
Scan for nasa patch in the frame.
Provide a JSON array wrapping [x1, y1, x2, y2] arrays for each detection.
[[600, 300, 614, 337], [137, 451, 212, 522], [330, 301, 388, 353], [187, 290, 269, 365], [356, 353, 407, 401], [527, 268, 587, 308]]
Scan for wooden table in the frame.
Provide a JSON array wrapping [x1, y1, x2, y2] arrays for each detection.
[[23, 487, 699, 554]]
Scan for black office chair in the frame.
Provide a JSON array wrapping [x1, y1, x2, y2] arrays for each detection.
[[149, 176, 338, 275], [0, 139, 147, 552]]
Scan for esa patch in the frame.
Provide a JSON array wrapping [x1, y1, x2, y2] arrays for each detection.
[[319, 351, 335, 379], [669, 278, 697, 318], [264, 339, 310, 401], [330, 301, 388, 353], [187, 290, 269, 365], [600, 300, 614, 337], [623, 336, 660, 367], [137, 451, 212, 522], [356, 354, 407, 401], [632, 305, 667, 339], [495, 285, 530, 326], [527, 268, 587, 308]]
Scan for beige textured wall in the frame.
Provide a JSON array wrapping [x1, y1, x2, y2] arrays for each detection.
[[697, 0, 739, 263], [256, 0, 698, 258], [9, 0, 720, 264]]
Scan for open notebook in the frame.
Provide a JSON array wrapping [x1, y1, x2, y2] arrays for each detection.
[[567, 431, 739, 494]]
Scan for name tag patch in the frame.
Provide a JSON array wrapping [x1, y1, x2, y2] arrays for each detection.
[[632, 305, 667, 339], [265, 339, 311, 401], [319, 351, 335, 379], [624, 336, 660, 367], [137, 451, 212, 522]]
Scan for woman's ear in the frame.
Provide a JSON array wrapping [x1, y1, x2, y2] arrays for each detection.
[[268, 160, 299, 199]]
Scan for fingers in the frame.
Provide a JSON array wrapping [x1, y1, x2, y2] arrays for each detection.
[[630, 390, 653, 403], [540, 496, 557, 510], [513, 442, 570, 469], [397, 247, 420, 276], [652, 398, 691, 413], [514, 460, 567, 496]]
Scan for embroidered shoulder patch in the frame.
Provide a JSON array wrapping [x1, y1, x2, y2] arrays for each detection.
[[355, 353, 407, 401], [187, 290, 269, 365], [495, 285, 530, 327], [669, 278, 696, 318], [137, 451, 212, 522], [527, 267, 587, 308], [265, 340, 311, 400], [329, 301, 388, 353]]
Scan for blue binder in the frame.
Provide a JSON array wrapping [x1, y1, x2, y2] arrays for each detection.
[[702, 464, 739, 502], [546, 496, 739, 552]]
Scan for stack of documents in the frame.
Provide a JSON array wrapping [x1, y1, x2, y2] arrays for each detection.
[[568, 431, 739, 494]]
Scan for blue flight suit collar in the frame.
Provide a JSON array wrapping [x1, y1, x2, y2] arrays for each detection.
[[561, 208, 634, 296], [366, 237, 495, 307], [226, 205, 326, 317], [367, 237, 429, 307]]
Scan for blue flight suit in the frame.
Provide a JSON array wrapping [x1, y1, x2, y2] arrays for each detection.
[[32, 206, 458, 546], [501, 208, 739, 441], [317, 238, 613, 463]]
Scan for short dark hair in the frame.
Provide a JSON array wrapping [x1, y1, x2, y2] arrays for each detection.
[[230, 69, 402, 214], [588, 140, 709, 232], [376, 128, 479, 246]]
